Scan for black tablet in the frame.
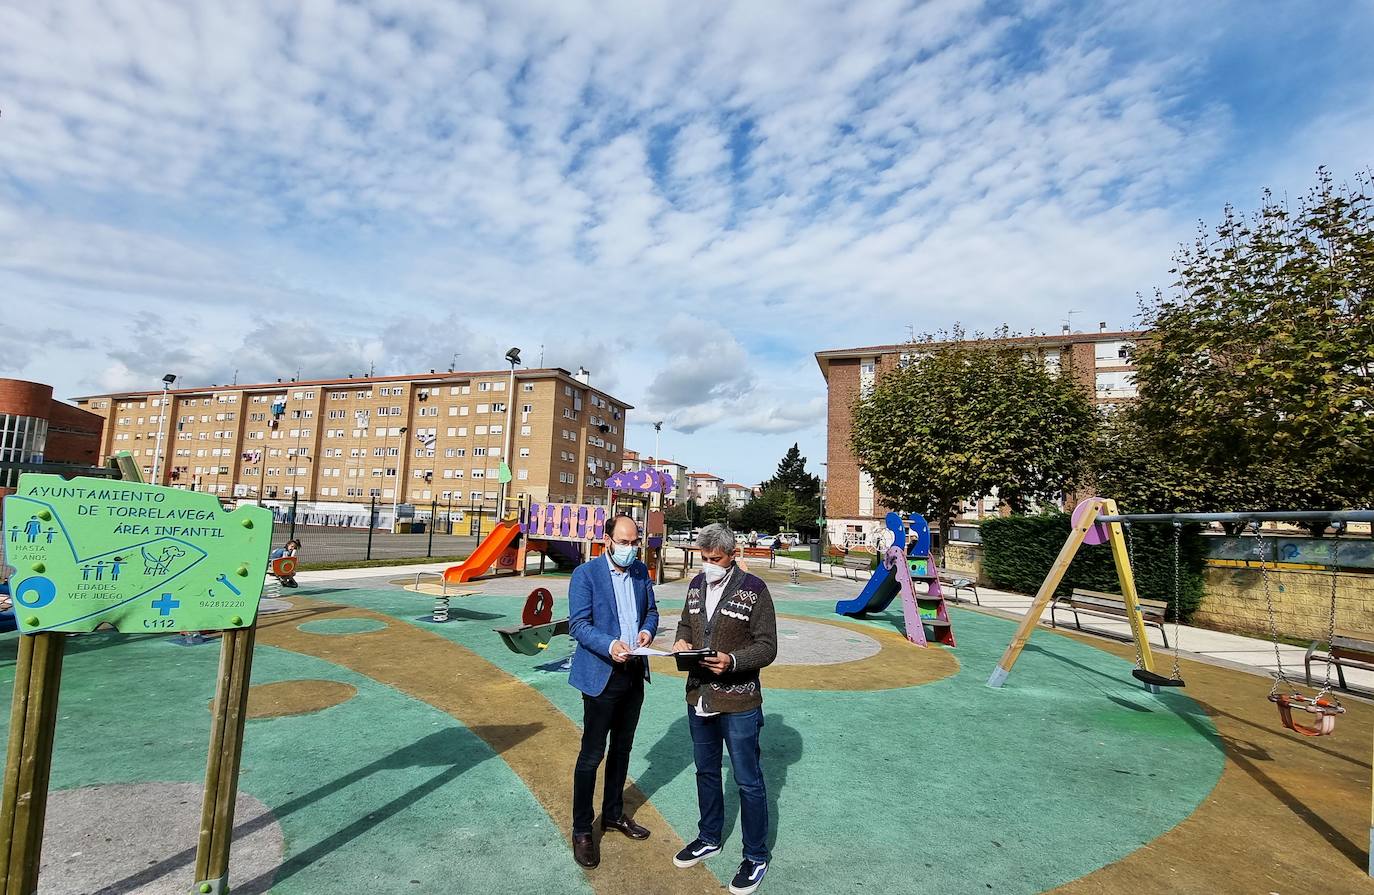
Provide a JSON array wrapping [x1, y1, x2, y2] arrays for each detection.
[[674, 649, 718, 672]]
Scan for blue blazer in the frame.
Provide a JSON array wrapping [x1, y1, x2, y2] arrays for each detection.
[[568, 555, 659, 697]]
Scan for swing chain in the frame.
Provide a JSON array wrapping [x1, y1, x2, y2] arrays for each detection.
[[1314, 524, 1342, 700], [1255, 522, 1289, 696], [1170, 522, 1183, 681], [1124, 521, 1146, 671]]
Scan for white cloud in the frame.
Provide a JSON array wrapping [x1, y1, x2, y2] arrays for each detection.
[[0, 0, 1369, 484]]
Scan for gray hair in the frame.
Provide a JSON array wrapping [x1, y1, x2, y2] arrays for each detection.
[[696, 523, 737, 553]]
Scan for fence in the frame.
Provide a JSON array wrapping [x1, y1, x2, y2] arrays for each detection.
[[253, 494, 500, 568]]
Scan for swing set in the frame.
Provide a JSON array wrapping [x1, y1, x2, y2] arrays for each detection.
[[986, 498, 1372, 740]]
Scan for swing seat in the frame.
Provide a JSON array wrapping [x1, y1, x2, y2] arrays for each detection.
[[1269, 692, 1343, 737], [1132, 668, 1185, 688]]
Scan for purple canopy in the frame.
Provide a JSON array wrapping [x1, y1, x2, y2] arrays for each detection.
[[606, 468, 675, 494]]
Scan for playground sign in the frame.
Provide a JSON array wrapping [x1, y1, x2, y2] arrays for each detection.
[[2, 474, 273, 634]]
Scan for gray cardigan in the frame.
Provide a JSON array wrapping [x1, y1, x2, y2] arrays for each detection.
[[674, 566, 778, 713]]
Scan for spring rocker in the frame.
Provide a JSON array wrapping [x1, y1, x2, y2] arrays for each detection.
[[494, 587, 570, 655]]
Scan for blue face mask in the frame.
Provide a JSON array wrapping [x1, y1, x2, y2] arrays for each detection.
[[611, 544, 639, 567]]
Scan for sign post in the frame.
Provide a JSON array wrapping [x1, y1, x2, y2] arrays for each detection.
[[0, 463, 272, 894]]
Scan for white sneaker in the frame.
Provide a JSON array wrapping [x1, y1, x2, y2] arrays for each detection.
[[673, 838, 723, 868]]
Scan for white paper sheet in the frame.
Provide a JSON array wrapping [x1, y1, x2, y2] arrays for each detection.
[[629, 646, 672, 657]]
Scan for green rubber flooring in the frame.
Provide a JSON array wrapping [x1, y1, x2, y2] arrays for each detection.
[[0, 581, 1224, 894]]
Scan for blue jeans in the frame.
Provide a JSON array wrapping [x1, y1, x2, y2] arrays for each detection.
[[688, 706, 769, 863]]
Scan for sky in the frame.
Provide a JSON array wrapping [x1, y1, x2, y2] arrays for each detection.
[[2, 0, 1372, 486]]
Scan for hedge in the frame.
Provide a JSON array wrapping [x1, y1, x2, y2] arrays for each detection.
[[980, 512, 1206, 622]]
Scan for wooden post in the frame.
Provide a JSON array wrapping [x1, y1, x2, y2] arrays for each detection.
[[0, 632, 66, 895], [192, 626, 256, 895], [1100, 498, 1158, 681], [987, 498, 1103, 687]]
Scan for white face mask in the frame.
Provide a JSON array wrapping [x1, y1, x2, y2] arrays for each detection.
[[702, 562, 731, 584]]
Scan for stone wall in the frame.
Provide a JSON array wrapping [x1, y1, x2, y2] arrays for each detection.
[[1193, 566, 1374, 640]]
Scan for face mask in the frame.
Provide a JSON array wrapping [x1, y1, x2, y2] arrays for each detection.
[[702, 562, 731, 584], [611, 544, 638, 567]]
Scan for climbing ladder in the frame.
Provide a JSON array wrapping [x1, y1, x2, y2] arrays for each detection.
[[886, 541, 956, 647]]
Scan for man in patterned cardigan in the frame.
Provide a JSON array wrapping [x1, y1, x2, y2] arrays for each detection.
[[671, 523, 778, 895]]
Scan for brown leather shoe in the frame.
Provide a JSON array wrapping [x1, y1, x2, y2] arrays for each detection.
[[573, 833, 599, 868], [601, 815, 650, 840]]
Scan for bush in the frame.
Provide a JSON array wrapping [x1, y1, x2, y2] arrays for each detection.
[[980, 513, 1205, 621]]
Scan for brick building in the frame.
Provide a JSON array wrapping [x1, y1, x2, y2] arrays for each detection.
[[71, 367, 629, 511], [815, 326, 1144, 547], [0, 378, 105, 496]]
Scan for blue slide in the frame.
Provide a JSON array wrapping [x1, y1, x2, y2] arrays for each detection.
[[835, 562, 900, 616]]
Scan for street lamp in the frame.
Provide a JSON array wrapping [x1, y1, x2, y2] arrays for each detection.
[[390, 425, 408, 526], [151, 373, 176, 484], [819, 462, 828, 571], [497, 347, 520, 521]]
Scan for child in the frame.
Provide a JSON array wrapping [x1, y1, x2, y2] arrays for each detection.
[[269, 539, 301, 588]]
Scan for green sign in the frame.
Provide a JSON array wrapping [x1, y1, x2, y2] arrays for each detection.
[[3, 475, 273, 634], [816, 517, 826, 525], [498, 461, 513, 484]]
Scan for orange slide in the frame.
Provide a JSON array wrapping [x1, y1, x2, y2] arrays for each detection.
[[443, 520, 522, 584]]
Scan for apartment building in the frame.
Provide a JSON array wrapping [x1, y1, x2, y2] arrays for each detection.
[[687, 472, 724, 503], [73, 367, 630, 508], [723, 483, 753, 509], [815, 325, 1144, 546]]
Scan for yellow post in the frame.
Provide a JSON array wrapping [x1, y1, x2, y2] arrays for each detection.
[[1100, 498, 1157, 679], [987, 498, 1103, 687]]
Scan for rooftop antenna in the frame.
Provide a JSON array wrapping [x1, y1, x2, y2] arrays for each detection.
[[232, 369, 238, 385], [368, 361, 375, 377], [450, 352, 460, 372], [539, 344, 545, 367], [1063, 310, 1080, 334], [906, 324, 915, 343]]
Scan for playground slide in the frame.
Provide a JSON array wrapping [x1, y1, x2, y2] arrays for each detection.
[[543, 539, 584, 570], [443, 520, 521, 584], [834, 563, 900, 616]]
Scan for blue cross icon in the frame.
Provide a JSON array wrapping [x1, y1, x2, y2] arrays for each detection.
[[151, 593, 180, 616]]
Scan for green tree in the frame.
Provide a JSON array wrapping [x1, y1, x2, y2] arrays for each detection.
[[1123, 169, 1374, 518], [760, 444, 822, 537], [702, 494, 732, 524], [736, 487, 783, 533], [850, 326, 1098, 552], [663, 500, 691, 531]]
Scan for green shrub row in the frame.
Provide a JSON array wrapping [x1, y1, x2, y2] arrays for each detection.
[[980, 513, 1206, 621]]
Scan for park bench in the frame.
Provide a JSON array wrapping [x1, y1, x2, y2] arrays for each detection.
[[1050, 588, 1170, 647], [1305, 634, 1374, 695], [840, 553, 871, 580], [824, 545, 847, 577], [938, 571, 980, 606], [740, 545, 776, 569]]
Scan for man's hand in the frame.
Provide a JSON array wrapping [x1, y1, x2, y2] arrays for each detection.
[[609, 640, 631, 663], [701, 653, 733, 674], [638, 630, 653, 648], [672, 639, 692, 652]]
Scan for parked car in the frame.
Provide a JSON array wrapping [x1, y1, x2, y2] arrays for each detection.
[[756, 535, 779, 548], [777, 532, 802, 547]]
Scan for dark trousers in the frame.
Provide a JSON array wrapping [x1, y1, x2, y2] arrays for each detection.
[[572, 661, 645, 834], [689, 706, 769, 862]]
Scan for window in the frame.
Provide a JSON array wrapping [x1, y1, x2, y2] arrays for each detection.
[[475, 425, 487, 436], [450, 387, 461, 396], [460, 385, 471, 395], [492, 403, 506, 413], [479, 382, 492, 392], [523, 383, 534, 392], [472, 469, 485, 478], [448, 406, 459, 416], [519, 448, 530, 458], [456, 427, 467, 437], [517, 469, 528, 481], [474, 447, 488, 456], [522, 404, 533, 413], [477, 404, 488, 414], [459, 406, 469, 416], [520, 425, 531, 436]]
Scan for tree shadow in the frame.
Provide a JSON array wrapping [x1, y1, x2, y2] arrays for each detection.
[[629, 711, 804, 855], [91, 724, 542, 895]]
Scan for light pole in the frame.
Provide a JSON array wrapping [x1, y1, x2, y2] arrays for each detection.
[[820, 462, 828, 568], [390, 425, 408, 527], [151, 373, 176, 484], [497, 347, 520, 521]]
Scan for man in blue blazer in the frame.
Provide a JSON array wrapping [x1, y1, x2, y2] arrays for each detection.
[[568, 513, 659, 869]]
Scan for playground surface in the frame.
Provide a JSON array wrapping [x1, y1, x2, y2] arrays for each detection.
[[3, 565, 1372, 894]]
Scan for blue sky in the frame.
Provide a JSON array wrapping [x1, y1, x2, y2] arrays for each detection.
[[1, 0, 1371, 486]]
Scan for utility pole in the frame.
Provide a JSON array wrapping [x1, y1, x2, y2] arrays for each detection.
[[151, 373, 177, 484], [497, 348, 520, 521]]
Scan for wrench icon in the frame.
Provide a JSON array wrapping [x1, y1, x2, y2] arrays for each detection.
[[215, 573, 242, 596]]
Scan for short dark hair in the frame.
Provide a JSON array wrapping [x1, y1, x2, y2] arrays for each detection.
[[605, 514, 639, 539]]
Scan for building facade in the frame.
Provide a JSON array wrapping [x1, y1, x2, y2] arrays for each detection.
[[723, 483, 752, 509], [815, 326, 1144, 547], [72, 368, 629, 510], [687, 472, 724, 504], [0, 379, 104, 496]]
